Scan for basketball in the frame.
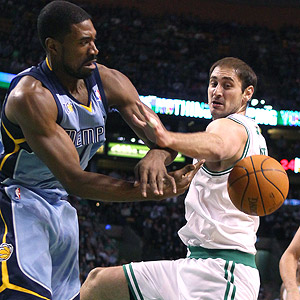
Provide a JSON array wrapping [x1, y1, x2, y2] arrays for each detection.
[[227, 155, 289, 216]]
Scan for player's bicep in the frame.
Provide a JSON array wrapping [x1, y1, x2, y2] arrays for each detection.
[[6, 84, 83, 189], [206, 119, 247, 160], [102, 67, 156, 147]]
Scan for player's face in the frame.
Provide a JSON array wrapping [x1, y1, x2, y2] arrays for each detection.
[[208, 66, 247, 120], [60, 19, 99, 79]]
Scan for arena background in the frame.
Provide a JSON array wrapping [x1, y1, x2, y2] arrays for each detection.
[[1, 0, 300, 299]]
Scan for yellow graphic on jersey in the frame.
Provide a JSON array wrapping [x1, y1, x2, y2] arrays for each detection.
[[0, 243, 13, 261], [67, 103, 73, 113]]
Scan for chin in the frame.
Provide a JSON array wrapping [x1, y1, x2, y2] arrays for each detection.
[[211, 111, 224, 120], [75, 70, 93, 79]]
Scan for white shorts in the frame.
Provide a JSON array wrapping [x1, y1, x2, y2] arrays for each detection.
[[123, 249, 260, 300]]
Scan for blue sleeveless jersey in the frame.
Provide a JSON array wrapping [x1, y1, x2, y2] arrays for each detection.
[[0, 60, 108, 195]]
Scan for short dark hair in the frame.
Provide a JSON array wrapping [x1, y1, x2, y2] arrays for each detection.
[[209, 57, 257, 92], [37, 0, 91, 50]]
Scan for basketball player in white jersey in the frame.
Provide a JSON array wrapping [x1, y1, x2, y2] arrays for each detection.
[[280, 227, 300, 300], [81, 57, 268, 300]]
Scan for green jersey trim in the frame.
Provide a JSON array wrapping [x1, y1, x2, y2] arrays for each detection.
[[202, 116, 250, 176]]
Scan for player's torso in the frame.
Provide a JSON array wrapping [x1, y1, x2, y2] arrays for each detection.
[[0, 60, 108, 192], [178, 114, 268, 254]]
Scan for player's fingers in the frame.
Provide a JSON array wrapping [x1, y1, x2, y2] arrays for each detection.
[[165, 174, 177, 194], [148, 172, 159, 196], [139, 174, 148, 197], [136, 101, 149, 117], [182, 160, 205, 178], [132, 113, 146, 128], [157, 175, 165, 195], [134, 165, 148, 197], [136, 102, 160, 126], [172, 164, 195, 181], [191, 160, 205, 175]]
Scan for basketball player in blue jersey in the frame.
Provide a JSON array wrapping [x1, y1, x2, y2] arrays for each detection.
[[81, 57, 268, 300], [0, 1, 202, 300]]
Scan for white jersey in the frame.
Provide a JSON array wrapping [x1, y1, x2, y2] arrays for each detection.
[[178, 113, 268, 255]]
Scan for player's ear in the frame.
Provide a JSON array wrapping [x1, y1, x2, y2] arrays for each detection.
[[45, 37, 60, 56], [242, 85, 254, 105]]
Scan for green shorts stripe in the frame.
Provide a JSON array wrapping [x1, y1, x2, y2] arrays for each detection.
[[188, 246, 257, 268], [123, 264, 144, 300], [224, 260, 236, 300]]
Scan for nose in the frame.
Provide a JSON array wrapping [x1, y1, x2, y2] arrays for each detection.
[[213, 83, 222, 97], [89, 41, 99, 56]]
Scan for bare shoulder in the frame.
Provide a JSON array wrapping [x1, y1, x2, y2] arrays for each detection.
[[97, 64, 125, 83], [6, 75, 57, 125], [96, 63, 139, 107], [207, 117, 247, 135]]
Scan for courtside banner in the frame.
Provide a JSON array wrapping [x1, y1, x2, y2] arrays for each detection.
[[1, 71, 299, 127], [140, 95, 300, 127], [107, 142, 185, 162]]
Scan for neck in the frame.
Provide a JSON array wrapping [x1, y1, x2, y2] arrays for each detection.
[[46, 56, 84, 93]]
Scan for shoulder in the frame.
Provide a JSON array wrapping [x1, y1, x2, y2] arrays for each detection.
[[10, 75, 49, 97], [96, 63, 139, 107], [206, 117, 248, 143], [97, 64, 125, 83], [207, 117, 246, 132], [97, 64, 129, 94], [6, 75, 57, 124]]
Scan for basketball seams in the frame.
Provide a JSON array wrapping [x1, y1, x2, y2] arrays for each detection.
[[250, 156, 266, 215], [261, 157, 289, 201], [260, 171, 288, 201], [227, 166, 250, 211], [228, 155, 288, 216], [240, 170, 250, 212], [228, 169, 287, 185]]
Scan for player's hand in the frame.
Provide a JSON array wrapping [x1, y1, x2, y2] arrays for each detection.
[[166, 160, 204, 196], [149, 160, 204, 200], [132, 101, 172, 148], [134, 149, 177, 197]]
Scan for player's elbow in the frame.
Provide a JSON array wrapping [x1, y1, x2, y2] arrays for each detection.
[[62, 181, 80, 197], [206, 141, 225, 161], [58, 171, 88, 197]]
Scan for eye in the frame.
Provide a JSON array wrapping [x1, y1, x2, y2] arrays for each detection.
[[210, 81, 217, 87], [224, 83, 232, 89]]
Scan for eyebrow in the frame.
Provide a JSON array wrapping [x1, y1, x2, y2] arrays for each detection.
[[210, 76, 234, 82]]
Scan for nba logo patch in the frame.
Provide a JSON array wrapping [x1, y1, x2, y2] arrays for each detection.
[[15, 187, 21, 200], [95, 89, 102, 101], [0, 243, 13, 261]]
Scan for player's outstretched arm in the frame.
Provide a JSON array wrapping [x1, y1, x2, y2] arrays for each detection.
[[99, 65, 178, 197], [279, 227, 300, 300], [5, 76, 201, 202], [132, 101, 247, 164]]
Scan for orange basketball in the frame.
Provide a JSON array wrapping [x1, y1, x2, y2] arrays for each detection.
[[227, 155, 289, 216]]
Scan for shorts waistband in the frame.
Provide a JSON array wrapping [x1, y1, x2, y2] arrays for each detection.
[[188, 246, 257, 268]]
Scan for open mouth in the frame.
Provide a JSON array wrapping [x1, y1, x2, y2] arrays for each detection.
[[83, 59, 97, 67], [212, 100, 223, 107], [83, 61, 96, 69]]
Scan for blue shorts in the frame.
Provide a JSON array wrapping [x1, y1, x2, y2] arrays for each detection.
[[0, 184, 80, 300]]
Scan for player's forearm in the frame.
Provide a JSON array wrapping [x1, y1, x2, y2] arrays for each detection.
[[280, 254, 299, 294], [64, 171, 161, 202], [167, 131, 224, 161]]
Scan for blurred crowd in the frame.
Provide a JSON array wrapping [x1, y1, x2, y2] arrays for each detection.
[[1, 0, 300, 110], [1, 1, 300, 299]]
